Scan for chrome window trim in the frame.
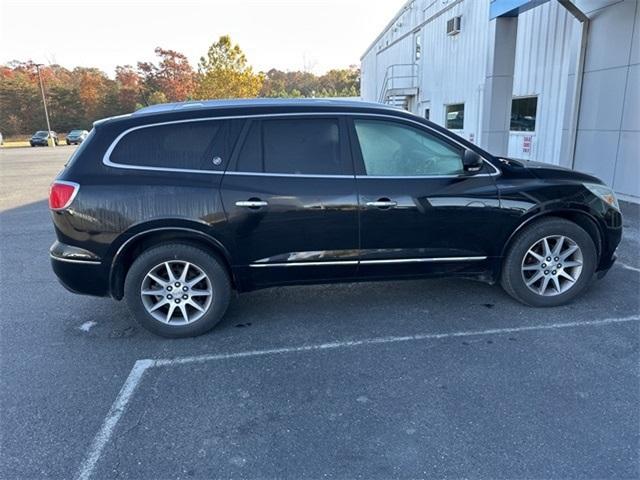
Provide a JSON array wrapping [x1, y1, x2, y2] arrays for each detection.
[[249, 256, 487, 267], [102, 112, 501, 178], [224, 171, 354, 179]]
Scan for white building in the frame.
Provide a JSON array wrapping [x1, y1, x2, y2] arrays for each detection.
[[360, 0, 639, 201]]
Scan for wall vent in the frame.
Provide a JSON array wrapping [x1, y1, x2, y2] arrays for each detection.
[[446, 16, 462, 35]]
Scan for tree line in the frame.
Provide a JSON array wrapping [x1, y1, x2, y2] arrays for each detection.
[[0, 35, 360, 136]]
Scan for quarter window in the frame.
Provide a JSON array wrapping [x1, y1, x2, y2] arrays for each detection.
[[445, 103, 464, 130], [110, 121, 225, 170], [510, 97, 537, 132], [235, 118, 346, 175], [354, 119, 463, 177]]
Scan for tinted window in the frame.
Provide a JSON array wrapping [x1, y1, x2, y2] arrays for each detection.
[[110, 121, 224, 170], [236, 121, 262, 173], [354, 119, 463, 176], [235, 118, 345, 175], [510, 97, 537, 132]]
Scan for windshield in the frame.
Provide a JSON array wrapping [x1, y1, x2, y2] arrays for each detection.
[[35, 131, 49, 137], [69, 130, 83, 135]]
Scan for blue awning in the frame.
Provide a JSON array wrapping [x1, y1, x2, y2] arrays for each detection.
[[490, 0, 551, 18]]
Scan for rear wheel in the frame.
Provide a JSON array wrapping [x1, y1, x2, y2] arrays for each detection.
[[501, 218, 597, 307], [124, 243, 231, 337]]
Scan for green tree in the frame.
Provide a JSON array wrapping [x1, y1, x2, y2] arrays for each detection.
[[194, 35, 263, 99]]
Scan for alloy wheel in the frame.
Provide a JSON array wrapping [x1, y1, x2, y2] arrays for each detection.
[[521, 235, 584, 297], [140, 261, 213, 324]]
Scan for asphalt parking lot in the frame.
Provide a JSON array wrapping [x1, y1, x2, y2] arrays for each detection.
[[1, 146, 639, 480]]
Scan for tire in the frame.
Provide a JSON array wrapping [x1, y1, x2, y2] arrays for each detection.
[[500, 217, 597, 307], [124, 243, 231, 338]]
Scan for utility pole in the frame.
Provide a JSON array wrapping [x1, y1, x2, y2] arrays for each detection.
[[35, 63, 54, 148]]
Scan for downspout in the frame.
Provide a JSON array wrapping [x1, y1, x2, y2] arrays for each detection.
[[558, 0, 589, 170]]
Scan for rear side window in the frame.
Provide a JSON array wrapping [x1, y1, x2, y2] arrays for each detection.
[[235, 118, 348, 175], [236, 121, 262, 173], [109, 120, 225, 171]]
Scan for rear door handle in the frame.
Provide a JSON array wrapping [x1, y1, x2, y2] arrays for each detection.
[[366, 199, 397, 209], [235, 200, 268, 208]]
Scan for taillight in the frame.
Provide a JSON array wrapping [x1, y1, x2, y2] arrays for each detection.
[[49, 181, 79, 210]]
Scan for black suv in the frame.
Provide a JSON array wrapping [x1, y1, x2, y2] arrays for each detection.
[[49, 99, 622, 337]]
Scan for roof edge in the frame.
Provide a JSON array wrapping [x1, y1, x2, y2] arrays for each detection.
[[360, 0, 415, 61]]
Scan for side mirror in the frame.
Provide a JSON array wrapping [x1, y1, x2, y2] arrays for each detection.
[[462, 150, 483, 173]]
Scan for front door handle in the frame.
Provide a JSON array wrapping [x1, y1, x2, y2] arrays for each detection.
[[235, 199, 268, 209], [366, 198, 397, 209]]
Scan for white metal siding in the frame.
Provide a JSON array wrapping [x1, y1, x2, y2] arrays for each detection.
[[510, 1, 575, 164], [360, 0, 639, 199], [420, 0, 490, 143]]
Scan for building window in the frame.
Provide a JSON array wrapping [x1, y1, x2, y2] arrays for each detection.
[[414, 33, 422, 61], [424, 108, 430, 120], [445, 103, 464, 130], [510, 97, 537, 132]]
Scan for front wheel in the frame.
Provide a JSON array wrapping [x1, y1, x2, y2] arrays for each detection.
[[501, 218, 597, 307], [124, 243, 231, 338]]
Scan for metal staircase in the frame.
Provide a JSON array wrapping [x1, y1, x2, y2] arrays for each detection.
[[378, 64, 418, 110]]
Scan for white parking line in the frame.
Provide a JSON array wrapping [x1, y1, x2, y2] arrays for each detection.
[[79, 321, 97, 332], [618, 261, 640, 273], [76, 360, 153, 480], [75, 315, 640, 480]]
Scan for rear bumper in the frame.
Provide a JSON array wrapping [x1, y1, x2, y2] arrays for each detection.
[[50, 242, 110, 297]]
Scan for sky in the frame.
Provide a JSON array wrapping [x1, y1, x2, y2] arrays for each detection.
[[0, 0, 405, 76]]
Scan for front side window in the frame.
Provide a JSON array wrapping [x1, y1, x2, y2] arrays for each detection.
[[445, 103, 464, 130], [235, 118, 346, 175], [110, 120, 224, 170], [510, 97, 537, 132], [354, 119, 463, 177]]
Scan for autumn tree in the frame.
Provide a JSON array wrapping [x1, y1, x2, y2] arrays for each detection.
[[115, 65, 141, 112], [194, 35, 263, 99], [259, 66, 360, 98], [0, 42, 360, 136], [137, 47, 195, 103], [76, 67, 113, 122]]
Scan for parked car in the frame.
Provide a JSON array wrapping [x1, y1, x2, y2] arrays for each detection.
[[66, 129, 89, 145], [30, 130, 58, 146], [49, 99, 622, 338]]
